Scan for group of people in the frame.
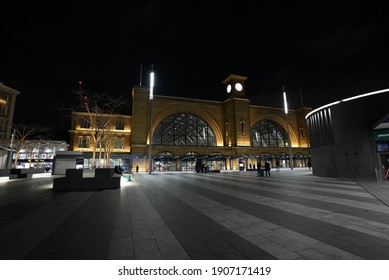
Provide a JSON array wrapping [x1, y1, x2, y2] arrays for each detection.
[[256, 161, 271, 177], [114, 165, 140, 175], [114, 165, 125, 175], [255, 159, 312, 177]]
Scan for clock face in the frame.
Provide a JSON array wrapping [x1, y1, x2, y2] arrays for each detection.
[[226, 84, 232, 93], [235, 82, 243, 91]]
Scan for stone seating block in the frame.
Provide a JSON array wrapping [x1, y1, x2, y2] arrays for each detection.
[[53, 168, 121, 191], [65, 168, 83, 179], [10, 168, 46, 179], [95, 168, 115, 179]]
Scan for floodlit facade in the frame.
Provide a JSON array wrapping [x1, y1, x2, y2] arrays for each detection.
[[306, 89, 389, 179], [131, 74, 312, 172], [69, 74, 312, 173], [68, 112, 132, 170]]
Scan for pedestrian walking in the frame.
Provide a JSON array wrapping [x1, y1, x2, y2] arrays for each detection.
[[136, 165, 139, 173]]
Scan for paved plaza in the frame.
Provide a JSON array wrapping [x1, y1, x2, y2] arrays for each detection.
[[1, 168, 389, 260]]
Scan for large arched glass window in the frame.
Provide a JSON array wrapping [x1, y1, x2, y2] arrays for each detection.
[[153, 113, 216, 146], [251, 120, 287, 147]]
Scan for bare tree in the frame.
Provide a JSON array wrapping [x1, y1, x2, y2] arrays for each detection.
[[100, 127, 116, 168], [9, 123, 53, 168], [71, 86, 128, 168]]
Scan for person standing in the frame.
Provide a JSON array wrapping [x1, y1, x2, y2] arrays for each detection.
[[257, 162, 262, 177], [275, 160, 280, 172], [136, 165, 139, 173], [265, 161, 271, 177]]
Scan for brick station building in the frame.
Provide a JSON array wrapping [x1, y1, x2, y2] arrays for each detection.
[[130, 74, 312, 172]]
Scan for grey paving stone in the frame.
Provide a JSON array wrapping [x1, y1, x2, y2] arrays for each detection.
[[108, 237, 135, 260], [156, 239, 190, 260], [133, 240, 162, 260], [2, 169, 389, 260]]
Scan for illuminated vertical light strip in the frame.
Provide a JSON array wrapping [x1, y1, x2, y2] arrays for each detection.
[[149, 70, 154, 100], [8, 129, 15, 169], [149, 66, 154, 174], [283, 86, 293, 170]]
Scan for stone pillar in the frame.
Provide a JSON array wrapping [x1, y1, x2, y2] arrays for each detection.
[[176, 158, 182, 171], [226, 156, 231, 170]]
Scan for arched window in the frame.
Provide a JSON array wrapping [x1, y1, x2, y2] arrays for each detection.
[[153, 113, 216, 146], [251, 120, 288, 147]]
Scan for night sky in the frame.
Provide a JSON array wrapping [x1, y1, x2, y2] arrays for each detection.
[[1, 1, 388, 139]]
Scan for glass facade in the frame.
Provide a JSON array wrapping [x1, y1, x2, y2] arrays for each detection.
[[153, 113, 216, 146], [251, 120, 288, 148]]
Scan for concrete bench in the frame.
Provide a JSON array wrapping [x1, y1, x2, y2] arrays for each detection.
[[53, 168, 121, 191], [9, 168, 46, 179]]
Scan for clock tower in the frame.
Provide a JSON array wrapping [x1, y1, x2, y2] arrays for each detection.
[[222, 74, 250, 147], [222, 74, 248, 98]]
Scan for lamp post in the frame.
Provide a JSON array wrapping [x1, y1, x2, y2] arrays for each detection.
[[148, 66, 154, 174], [283, 86, 293, 170], [8, 129, 15, 169]]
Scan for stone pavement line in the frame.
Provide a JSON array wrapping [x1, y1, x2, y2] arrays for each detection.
[[143, 175, 360, 260], [137, 175, 277, 260], [116, 179, 189, 260], [108, 185, 135, 259], [258, 174, 367, 190], [126, 182, 163, 260], [205, 175, 389, 230], [198, 171, 374, 206], [197, 174, 385, 213], [180, 174, 389, 259], [176, 175, 366, 259], [185, 172, 389, 256], [356, 180, 389, 207], [23, 189, 122, 260], [187, 173, 389, 239], [0, 191, 93, 259], [133, 184, 191, 260]]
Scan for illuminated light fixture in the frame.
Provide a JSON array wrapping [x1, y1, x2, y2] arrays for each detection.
[[283, 90, 288, 114], [305, 88, 389, 119], [283, 86, 293, 170], [150, 70, 154, 100], [149, 65, 154, 174], [0, 98, 6, 105]]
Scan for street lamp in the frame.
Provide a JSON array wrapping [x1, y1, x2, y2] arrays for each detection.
[[8, 129, 15, 169], [283, 86, 293, 170], [148, 66, 154, 174]]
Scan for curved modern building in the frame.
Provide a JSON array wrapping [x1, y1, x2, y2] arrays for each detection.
[[305, 89, 389, 179]]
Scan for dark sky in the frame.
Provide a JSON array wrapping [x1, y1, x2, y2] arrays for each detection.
[[1, 1, 389, 139]]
